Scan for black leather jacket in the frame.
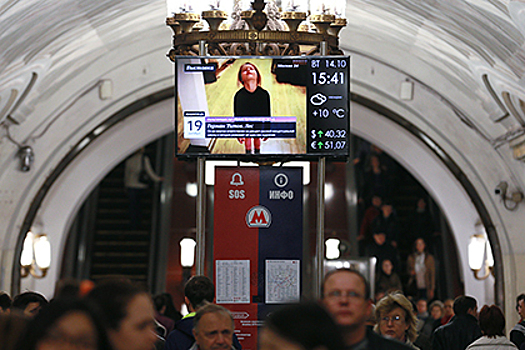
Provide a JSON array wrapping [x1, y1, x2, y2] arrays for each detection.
[[432, 314, 482, 350]]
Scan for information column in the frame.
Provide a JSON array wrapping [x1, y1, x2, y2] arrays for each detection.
[[213, 167, 303, 350]]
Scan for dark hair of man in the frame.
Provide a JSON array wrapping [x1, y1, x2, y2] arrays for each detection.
[[15, 298, 113, 350], [321, 268, 371, 300], [12, 291, 48, 311], [86, 278, 146, 330], [265, 302, 345, 350], [453, 295, 477, 315], [193, 304, 233, 334], [516, 293, 525, 311], [478, 305, 505, 337], [185, 276, 215, 309], [0, 292, 12, 310]]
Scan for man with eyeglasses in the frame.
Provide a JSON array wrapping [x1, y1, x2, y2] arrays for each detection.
[[321, 268, 412, 349]]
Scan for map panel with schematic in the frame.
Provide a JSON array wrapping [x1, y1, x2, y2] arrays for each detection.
[[174, 55, 350, 160]]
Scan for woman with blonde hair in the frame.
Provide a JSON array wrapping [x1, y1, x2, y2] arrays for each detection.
[[374, 292, 420, 349]]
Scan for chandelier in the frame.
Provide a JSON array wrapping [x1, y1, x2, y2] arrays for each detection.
[[165, 0, 347, 58]]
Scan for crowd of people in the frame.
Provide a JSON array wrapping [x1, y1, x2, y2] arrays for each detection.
[[354, 139, 442, 301], [0, 271, 523, 350]]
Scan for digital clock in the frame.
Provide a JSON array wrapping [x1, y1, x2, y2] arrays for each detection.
[[311, 72, 345, 85]]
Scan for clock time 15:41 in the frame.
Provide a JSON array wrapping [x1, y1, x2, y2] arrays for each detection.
[[311, 71, 345, 85]]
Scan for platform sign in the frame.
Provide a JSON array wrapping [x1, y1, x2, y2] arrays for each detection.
[[214, 166, 303, 350]]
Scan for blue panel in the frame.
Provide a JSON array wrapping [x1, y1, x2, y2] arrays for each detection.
[[257, 166, 303, 301]]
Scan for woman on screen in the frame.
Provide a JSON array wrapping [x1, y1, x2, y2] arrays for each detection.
[[234, 62, 270, 154]]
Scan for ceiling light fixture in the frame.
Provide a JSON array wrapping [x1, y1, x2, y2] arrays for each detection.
[[165, 0, 346, 58]]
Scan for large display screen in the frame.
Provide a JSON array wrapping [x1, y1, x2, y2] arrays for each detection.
[[175, 56, 350, 160]]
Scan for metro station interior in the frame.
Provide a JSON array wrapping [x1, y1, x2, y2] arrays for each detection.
[[1, 0, 525, 336]]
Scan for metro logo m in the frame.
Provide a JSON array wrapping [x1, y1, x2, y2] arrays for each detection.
[[246, 206, 272, 228], [251, 211, 267, 224]]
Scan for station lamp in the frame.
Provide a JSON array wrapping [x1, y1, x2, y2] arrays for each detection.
[[468, 234, 494, 280], [180, 237, 197, 268], [20, 231, 51, 278], [180, 237, 197, 282]]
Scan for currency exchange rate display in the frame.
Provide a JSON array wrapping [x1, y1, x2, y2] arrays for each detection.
[[175, 56, 350, 160]]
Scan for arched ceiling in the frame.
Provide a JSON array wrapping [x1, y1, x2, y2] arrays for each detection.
[[340, 0, 525, 146], [1, 0, 524, 147]]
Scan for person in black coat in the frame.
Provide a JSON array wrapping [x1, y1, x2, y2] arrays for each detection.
[[371, 201, 399, 248], [365, 232, 400, 274], [432, 296, 482, 350], [511, 293, 525, 348]]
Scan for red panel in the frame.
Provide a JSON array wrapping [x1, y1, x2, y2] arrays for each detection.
[[228, 304, 259, 350], [213, 167, 260, 350], [214, 167, 259, 262]]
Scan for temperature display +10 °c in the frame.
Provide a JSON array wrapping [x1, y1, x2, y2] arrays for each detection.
[[312, 108, 346, 119]]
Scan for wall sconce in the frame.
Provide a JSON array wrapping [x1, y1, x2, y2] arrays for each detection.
[[494, 181, 523, 211], [20, 232, 51, 278], [468, 234, 494, 280]]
